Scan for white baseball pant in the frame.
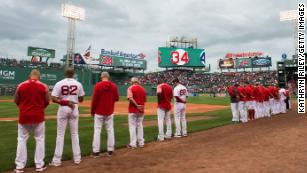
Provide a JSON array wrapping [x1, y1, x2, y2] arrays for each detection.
[[238, 101, 247, 123], [52, 106, 81, 164], [15, 122, 45, 169], [174, 103, 187, 136], [92, 114, 115, 152], [279, 99, 287, 113], [230, 103, 239, 122], [269, 98, 276, 115], [157, 108, 172, 140], [128, 113, 144, 147], [263, 101, 271, 117]]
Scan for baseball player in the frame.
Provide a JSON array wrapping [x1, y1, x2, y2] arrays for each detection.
[[244, 82, 255, 121], [278, 87, 287, 114], [267, 85, 276, 115], [258, 84, 266, 118], [237, 83, 247, 123], [50, 68, 85, 166], [91, 72, 119, 157], [173, 78, 188, 137], [126, 77, 147, 148], [227, 84, 239, 122], [263, 85, 271, 117], [156, 78, 173, 141], [14, 69, 49, 173]]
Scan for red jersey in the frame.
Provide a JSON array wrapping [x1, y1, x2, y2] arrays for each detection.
[[267, 86, 275, 98], [263, 87, 270, 101], [258, 86, 266, 102], [157, 83, 173, 110], [237, 86, 247, 101], [227, 86, 235, 97], [245, 85, 253, 101], [91, 81, 119, 116], [127, 84, 147, 114], [15, 79, 49, 124]]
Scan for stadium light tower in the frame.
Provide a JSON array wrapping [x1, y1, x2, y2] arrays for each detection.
[[61, 3, 85, 68], [280, 10, 300, 56]]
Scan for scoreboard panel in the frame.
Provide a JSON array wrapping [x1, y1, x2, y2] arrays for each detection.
[[158, 47, 206, 67]]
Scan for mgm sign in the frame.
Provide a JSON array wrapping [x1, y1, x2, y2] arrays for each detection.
[[0, 70, 15, 80]]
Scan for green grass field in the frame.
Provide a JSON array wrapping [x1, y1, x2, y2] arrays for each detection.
[[0, 96, 231, 172]]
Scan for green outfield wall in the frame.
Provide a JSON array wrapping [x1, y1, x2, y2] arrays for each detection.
[[0, 66, 154, 96]]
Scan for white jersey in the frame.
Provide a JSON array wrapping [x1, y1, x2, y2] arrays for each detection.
[[173, 84, 188, 103], [51, 78, 85, 104], [279, 88, 286, 100]]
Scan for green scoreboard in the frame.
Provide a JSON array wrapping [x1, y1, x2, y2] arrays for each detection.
[[158, 47, 206, 67]]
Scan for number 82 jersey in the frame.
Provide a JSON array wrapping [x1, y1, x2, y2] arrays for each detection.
[[173, 84, 188, 103], [51, 78, 85, 104]]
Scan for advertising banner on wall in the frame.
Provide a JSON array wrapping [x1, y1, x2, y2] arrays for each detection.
[[219, 59, 234, 69], [100, 55, 147, 69], [27, 46, 55, 58], [251, 57, 272, 67], [235, 58, 252, 68]]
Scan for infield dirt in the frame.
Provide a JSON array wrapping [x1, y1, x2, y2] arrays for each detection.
[[8, 104, 307, 173]]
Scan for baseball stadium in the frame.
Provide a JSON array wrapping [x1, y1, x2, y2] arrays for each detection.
[[0, 1, 306, 173]]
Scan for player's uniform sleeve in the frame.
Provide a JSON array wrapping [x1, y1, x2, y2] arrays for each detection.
[[51, 82, 61, 97], [78, 83, 85, 96]]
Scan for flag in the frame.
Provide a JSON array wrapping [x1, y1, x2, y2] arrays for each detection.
[[138, 53, 146, 59], [83, 45, 92, 60]]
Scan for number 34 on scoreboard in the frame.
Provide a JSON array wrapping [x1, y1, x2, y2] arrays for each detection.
[[171, 49, 189, 65]]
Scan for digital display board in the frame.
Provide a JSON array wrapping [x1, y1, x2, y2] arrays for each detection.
[[158, 47, 206, 67]]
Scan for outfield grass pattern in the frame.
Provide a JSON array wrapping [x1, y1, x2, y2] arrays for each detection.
[[0, 96, 231, 172]]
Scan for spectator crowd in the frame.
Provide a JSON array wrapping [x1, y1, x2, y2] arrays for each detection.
[[138, 69, 278, 95]]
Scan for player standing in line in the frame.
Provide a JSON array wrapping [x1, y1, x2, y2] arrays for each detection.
[[237, 83, 247, 123], [244, 82, 255, 121], [227, 84, 240, 123], [14, 69, 49, 173], [91, 72, 119, 157], [285, 88, 291, 110], [126, 77, 147, 148], [156, 78, 173, 141], [49, 68, 85, 166], [274, 85, 281, 114], [278, 87, 287, 114], [263, 85, 271, 117], [173, 78, 188, 137], [259, 84, 267, 118], [267, 85, 276, 115]]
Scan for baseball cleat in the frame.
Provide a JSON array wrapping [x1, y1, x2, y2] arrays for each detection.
[[14, 169, 24, 173], [91, 152, 100, 158], [126, 144, 136, 149], [107, 151, 113, 157], [49, 161, 61, 167], [174, 135, 182, 138], [182, 134, 188, 137], [74, 160, 82, 165], [35, 164, 47, 172], [164, 136, 172, 140], [138, 144, 144, 148]]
